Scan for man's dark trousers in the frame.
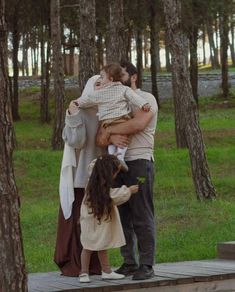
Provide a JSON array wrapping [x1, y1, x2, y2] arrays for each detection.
[[114, 159, 156, 266]]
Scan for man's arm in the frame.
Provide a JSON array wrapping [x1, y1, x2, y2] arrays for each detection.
[[107, 109, 153, 135]]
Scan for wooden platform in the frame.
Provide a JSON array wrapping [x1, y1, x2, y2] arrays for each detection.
[[218, 241, 235, 260], [28, 259, 235, 292]]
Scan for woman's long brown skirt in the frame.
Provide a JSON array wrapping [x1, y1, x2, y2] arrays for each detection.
[[54, 188, 101, 276]]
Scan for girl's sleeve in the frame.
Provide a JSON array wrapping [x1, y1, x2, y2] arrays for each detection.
[[110, 186, 131, 206], [125, 87, 148, 109]]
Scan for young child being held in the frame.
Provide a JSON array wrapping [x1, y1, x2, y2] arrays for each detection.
[[76, 63, 151, 171], [79, 154, 139, 283]]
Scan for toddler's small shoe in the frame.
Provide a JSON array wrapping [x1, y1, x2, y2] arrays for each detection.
[[102, 271, 125, 280], [119, 160, 128, 172], [79, 273, 90, 283]]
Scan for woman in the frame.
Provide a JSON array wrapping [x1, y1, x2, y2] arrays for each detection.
[[54, 76, 103, 276]]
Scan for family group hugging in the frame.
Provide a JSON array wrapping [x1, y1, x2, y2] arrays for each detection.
[[54, 61, 158, 283]]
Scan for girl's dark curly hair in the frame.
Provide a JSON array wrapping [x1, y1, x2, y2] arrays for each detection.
[[85, 154, 121, 223]]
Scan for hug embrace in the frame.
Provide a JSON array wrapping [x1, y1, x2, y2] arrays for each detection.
[[54, 61, 158, 283]]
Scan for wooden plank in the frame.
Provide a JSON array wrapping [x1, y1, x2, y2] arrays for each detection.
[[28, 260, 235, 292]]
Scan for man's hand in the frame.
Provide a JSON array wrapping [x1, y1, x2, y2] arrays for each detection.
[[96, 124, 130, 148], [68, 100, 79, 115], [109, 134, 130, 148]]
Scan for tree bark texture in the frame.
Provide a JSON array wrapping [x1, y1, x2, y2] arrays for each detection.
[[207, 20, 220, 69], [12, 1, 21, 121], [79, 0, 96, 91], [0, 1, 28, 290], [229, 16, 235, 67], [50, 0, 65, 150], [149, 0, 160, 105], [165, 32, 171, 71], [136, 28, 143, 88], [189, 25, 198, 104], [96, 32, 103, 72], [69, 30, 75, 75], [202, 25, 206, 65], [106, 0, 127, 63], [220, 4, 229, 99], [163, 0, 217, 200]]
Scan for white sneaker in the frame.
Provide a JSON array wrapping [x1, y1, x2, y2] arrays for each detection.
[[102, 271, 125, 280], [79, 273, 90, 283]]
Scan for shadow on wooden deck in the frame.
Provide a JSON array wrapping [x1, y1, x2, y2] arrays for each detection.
[[29, 259, 235, 292]]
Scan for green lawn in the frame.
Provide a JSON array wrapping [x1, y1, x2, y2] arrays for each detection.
[[14, 88, 235, 272]]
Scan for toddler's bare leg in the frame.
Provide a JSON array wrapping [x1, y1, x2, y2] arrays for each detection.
[[81, 249, 93, 274]]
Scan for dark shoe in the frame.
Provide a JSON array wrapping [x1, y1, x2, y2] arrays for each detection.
[[132, 265, 154, 280], [115, 263, 138, 276]]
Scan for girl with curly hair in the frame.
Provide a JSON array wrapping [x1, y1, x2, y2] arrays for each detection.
[[79, 154, 138, 283]]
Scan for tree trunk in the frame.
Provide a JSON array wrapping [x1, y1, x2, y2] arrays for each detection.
[[30, 47, 34, 76], [156, 28, 161, 72], [45, 37, 51, 122], [189, 25, 198, 104], [69, 30, 74, 75], [79, 0, 96, 91], [96, 32, 103, 71], [149, 0, 160, 105], [136, 29, 143, 88], [40, 20, 46, 122], [106, 0, 127, 63], [202, 25, 206, 65], [40, 15, 50, 124], [163, 0, 217, 200], [0, 1, 28, 290], [12, 2, 20, 121], [34, 35, 39, 76], [220, 4, 229, 99], [207, 20, 220, 69], [126, 24, 132, 61], [165, 32, 171, 71], [51, 0, 65, 150], [144, 32, 149, 68], [229, 16, 235, 67], [63, 44, 68, 76]]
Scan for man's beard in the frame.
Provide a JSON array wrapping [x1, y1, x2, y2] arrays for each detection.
[[122, 78, 131, 87]]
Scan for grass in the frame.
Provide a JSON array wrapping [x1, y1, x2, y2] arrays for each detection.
[[14, 88, 235, 273]]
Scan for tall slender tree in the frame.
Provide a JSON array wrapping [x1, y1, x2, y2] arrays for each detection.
[[149, 0, 160, 105], [163, 0, 217, 200], [106, 0, 127, 63], [220, 0, 230, 99], [40, 0, 51, 123], [51, 0, 65, 150], [0, 0, 28, 290], [10, 0, 21, 120], [79, 0, 96, 90]]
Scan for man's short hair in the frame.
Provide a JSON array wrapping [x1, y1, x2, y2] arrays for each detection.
[[119, 60, 138, 76]]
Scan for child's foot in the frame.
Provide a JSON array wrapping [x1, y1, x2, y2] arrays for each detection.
[[119, 160, 128, 172], [79, 273, 90, 283], [102, 271, 125, 280]]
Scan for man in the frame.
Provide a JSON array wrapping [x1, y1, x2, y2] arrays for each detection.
[[99, 61, 158, 280]]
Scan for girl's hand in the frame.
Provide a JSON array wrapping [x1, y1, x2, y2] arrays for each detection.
[[142, 103, 151, 112], [129, 185, 139, 194]]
